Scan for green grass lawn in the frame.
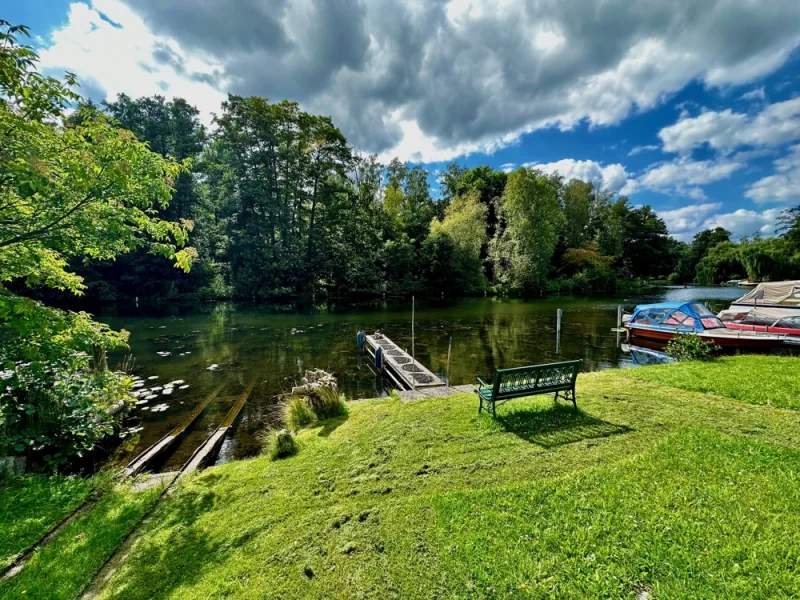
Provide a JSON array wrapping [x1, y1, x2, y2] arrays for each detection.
[[0, 480, 164, 600], [0, 473, 95, 570], [5, 355, 800, 599], [84, 355, 800, 599], [624, 355, 800, 410]]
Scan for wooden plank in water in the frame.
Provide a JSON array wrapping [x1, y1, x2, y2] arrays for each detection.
[[181, 379, 257, 474], [125, 383, 226, 477]]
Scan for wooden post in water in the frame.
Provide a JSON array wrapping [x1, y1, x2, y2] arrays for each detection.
[[556, 309, 562, 353], [617, 305, 623, 329], [412, 296, 416, 391], [446, 336, 452, 386]]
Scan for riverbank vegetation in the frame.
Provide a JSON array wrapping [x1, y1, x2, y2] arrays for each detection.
[[3, 356, 791, 599], [1, 22, 191, 467]]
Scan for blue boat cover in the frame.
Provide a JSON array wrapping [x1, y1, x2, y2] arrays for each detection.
[[629, 302, 723, 332]]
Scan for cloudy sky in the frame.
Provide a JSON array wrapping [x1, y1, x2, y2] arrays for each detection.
[[8, 0, 800, 241]]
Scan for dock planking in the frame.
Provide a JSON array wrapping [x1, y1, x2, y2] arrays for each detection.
[[182, 379, 258, 474], [125, 383, 225, 477], [364, 333, 445, 390]]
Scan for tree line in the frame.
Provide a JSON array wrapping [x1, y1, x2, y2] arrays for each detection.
[[67, 94, 800, 304]]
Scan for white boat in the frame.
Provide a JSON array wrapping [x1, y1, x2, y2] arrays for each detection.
[[718, 281, 800, 322]]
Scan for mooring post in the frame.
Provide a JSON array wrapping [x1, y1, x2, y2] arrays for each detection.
[[617, 305, 623, 329], [556, 308, 562, 353], [412, 296, 416, 391], [446, 336, 452, 386]]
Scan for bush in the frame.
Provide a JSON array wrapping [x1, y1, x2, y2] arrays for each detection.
[[263, 429, 298, 460], [306, 387, 348, 420], [665, 333, 720, 361], [282, 396, 316, 430], [0, 355, 131, 471]]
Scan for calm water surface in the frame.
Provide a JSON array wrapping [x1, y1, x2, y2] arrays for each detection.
[[103, 287, 742, 464]]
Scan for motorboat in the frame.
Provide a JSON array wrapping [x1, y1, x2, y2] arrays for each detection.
[[718, 281, 800, 321], [719, 307, 800, 343], [626, 302, 786, 349]]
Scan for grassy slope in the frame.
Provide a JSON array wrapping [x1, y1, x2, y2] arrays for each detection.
[[92, 356, 800, 599], [624, 355, 800, 410], [0, 474, 95, 570], [0, 481, 163, 600]]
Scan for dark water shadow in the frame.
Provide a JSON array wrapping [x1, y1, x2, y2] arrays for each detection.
[[496, 404, 632, 448]]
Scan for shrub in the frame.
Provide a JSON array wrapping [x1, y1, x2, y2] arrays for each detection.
[[306, 388, 348, 420], [282, 396, 316, 430], [290, 369, 348, 421], [0, 354, 131, 471], [665, 333, 720, 361], [262, 429, 298, 460]]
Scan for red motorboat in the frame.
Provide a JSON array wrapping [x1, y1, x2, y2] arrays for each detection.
[[626, 302, 787, 349]]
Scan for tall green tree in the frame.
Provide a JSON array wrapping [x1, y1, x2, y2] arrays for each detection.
[[427, 191, 488, 293], [491, 168, 563, 292]]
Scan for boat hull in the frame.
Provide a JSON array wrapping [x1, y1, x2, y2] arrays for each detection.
[[627, 325, 785, 349]]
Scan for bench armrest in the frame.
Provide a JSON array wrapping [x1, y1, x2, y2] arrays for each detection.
[[476, 377, 490, 389]]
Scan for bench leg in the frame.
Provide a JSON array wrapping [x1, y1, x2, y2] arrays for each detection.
[[478, 394, 483, 414]]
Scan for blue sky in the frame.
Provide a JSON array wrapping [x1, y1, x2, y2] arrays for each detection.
[[7, 0, 800, 241]]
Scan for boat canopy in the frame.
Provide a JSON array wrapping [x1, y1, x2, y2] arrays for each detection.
[[728, 308, 800, 329], [733, 281, 800, 307], [630, 302, 724, 331]]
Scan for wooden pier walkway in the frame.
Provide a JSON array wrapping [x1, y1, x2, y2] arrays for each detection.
[[363, 333, 445, 391]]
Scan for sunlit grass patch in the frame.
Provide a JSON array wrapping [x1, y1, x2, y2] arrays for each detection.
[[0, 473, 95, 570], [623, 355, 800, 410], [0, 480, 163, 600], [433, 429, 800, 598]]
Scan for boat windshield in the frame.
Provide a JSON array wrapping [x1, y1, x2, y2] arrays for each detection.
[[777, 317, 800, 330], [689, 303, 715, 316]]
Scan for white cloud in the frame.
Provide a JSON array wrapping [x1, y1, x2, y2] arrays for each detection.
[[658, 202, 783, 241], [523, 158, 636, 194], [740, 86, 766, 102], [499, 162, 516, 173], [32, 0, 800, 163], [745, 144, 800, 204], [658, 97, 800, 154], [37, 0, 227, 127], [658, 202, 722, 239], [628, 144, 659, 156], [637, 156, 744, 194], [700, 207, 784, 239]]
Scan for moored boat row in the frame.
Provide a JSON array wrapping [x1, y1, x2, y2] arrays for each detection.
[[625, 281, 800, 350]]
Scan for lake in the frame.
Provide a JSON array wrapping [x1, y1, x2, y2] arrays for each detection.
[[103, 286, 743, 465]]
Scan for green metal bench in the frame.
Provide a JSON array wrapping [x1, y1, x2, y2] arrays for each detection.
[[476, 359, 582, 416]]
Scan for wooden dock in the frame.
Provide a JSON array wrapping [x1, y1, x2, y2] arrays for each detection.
[[124, 383, 226, 477], [363, 333, 445, 391], [182, 379, 257, 474]]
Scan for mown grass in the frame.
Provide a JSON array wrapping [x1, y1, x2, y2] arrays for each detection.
[[89, 356, 800, 599], [0, 473, 95, 570], [0, 480, 163, 600], [624, 355, 800, 409]]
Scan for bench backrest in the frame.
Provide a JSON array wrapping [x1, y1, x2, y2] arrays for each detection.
[[491, 359, 582, 398]]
